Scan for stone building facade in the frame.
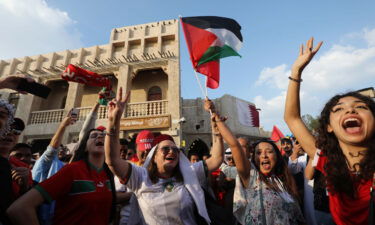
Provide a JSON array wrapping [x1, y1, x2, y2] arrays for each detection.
[[0, 19, 266, 152]]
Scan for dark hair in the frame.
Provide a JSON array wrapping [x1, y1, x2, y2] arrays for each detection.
[[71, 129, 117, 223], [316, 91, 375, 197], [147, 144, 183, 184], [119, 139, 129, 146], [11, 143, 32, 152], [188, 150, 200, 160], [280, 138, 293, 146], [251, 139, 299, 200]]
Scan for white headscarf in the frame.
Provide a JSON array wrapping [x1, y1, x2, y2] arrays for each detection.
[[224, 148, 232, 164], [143, 145, 211, 224]]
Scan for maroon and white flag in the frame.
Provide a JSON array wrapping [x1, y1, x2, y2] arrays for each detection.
[[236, 99, 259, 127]]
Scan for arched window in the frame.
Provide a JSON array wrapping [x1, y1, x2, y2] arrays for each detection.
[[147, 86, 162, 101]]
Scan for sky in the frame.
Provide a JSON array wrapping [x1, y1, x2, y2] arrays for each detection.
[[0, 0, 374, 134]]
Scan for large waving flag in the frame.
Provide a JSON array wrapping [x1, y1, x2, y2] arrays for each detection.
[[180, 16, 243, 89]]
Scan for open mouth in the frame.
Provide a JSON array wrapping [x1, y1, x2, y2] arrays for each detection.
[[342, 117, 362, 134], [95, 141, 104, 146], [165, 155, 176, 161], [261, 160, 271, 170]]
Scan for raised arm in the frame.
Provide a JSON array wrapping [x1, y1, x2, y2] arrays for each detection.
[[305, 158, 315, 180], [203, 99, 224, 172], [32, 114, 74, 180], [78, 102, 99, 141], [213, 108, 251, 187], [50, 113, 75, 149], [105, 87, 131, 180], [0, 73, 35, 93], [284, 37, 323, 158]]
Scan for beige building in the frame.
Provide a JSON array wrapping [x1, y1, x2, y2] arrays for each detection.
[[0, 19, 265, 152]]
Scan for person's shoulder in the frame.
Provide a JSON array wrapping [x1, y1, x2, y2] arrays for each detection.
[[61, 160, 85, 171]]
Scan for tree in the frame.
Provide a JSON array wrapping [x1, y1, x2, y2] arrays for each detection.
[[302, 114, 320, 133]]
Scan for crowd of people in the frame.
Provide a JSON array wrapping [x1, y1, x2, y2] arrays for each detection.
[[0, 38, 374, 225]]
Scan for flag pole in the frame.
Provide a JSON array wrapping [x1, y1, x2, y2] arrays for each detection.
[[205, 76, 209, 97], [194, 70, 206, 98]]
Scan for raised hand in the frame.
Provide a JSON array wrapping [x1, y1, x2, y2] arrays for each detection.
[[204, 98, 216, 113], [291, 37, 323, 74], [0, 73, 36, 94], [107, 87, 130, 124], [11, 167, 30, 188], [62, 109, 78, 126]]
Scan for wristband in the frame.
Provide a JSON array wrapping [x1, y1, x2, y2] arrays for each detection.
[[288, 76, 303, 83]]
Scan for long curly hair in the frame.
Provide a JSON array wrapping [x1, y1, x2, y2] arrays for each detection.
[[316, 91, 375, 197], [251, 139, 299, 201]]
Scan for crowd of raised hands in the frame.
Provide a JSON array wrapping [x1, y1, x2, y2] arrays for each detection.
[[1, 37, 374, 225]]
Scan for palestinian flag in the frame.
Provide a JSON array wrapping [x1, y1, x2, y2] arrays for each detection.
[[180, 16, 243, 89]]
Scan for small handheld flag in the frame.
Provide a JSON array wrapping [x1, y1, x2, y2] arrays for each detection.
[[270, 125, 285, 142], [180, 16, 243, 89]]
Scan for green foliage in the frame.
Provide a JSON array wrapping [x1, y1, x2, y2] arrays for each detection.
[[302, 114, 320, 132]]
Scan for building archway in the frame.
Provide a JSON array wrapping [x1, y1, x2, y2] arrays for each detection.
[[147, 86, 162, 101]]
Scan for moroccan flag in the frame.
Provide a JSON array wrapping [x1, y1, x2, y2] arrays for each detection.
[[270, 125, 285, 142], [62, 64, 111, 88], [180, 16, 243, 89]]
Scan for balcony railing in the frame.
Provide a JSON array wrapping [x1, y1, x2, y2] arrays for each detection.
[[29, 109, 65, 124], [29, 100, 168, 124]]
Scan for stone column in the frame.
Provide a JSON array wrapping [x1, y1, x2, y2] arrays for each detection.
[[167, 60, 181, 144], [116, 65, 131, 138], [62, 82, 84, 144], [15, 94, 42, 142], [64, 82, 84, 111]]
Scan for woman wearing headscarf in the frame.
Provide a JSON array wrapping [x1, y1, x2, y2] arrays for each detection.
[[105, 88, 225, 224]]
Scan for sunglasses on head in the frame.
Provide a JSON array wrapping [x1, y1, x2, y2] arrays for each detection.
[[159, 146, 179, 153]]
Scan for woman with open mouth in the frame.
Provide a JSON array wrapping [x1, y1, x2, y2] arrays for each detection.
[[7, 128, 117, 225], [215, 118, 304, 224], [104, 88, 225, 224], [284, 38, 375, 225]]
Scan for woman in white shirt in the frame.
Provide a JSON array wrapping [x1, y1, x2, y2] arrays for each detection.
[[105, 88, 225, 225]]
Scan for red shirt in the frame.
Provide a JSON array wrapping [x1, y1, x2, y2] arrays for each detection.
[[315, 154, 372, 225], [35, 160, 112, 225]]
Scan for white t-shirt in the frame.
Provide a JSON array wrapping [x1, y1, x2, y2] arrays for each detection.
[[126, 162, 206, 225]]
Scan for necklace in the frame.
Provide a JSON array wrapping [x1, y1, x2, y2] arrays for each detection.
[[164, 181, 174, 192]]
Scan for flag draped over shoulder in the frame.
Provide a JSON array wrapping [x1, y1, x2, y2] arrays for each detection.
[[180, 16, 243, 89], [61, 64, 111, 88]]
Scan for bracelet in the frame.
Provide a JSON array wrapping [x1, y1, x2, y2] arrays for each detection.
[[288, 76, 303, 83], [105, 128, 117, 136], [105, 131, 115, 136]]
